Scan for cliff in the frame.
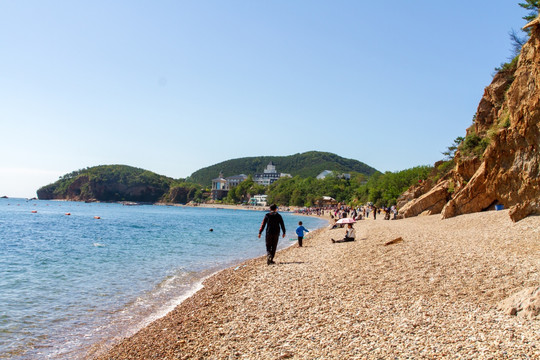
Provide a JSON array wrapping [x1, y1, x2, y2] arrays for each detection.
[[398, 18, 540, 222]]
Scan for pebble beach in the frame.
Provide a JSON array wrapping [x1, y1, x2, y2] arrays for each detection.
[[96, 210, 540, 359]]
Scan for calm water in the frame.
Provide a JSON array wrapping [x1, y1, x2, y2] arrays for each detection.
[[0, 199, 326, 359]]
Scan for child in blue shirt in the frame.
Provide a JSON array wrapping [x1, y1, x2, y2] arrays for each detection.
[[295, 221, 309, 247]]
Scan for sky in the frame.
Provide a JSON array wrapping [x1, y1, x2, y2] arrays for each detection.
[[0, 1, 529, 198]]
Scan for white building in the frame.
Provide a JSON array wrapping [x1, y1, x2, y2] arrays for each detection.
[[316, 170, 351, 180], [254, 162, 291, 186], [225, 174, 248, 188], [211, 172, 248, 200], [316, 170, 333, 179], [249, 194, 268, 206]]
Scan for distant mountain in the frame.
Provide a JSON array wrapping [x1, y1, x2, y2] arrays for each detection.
[[37, 165, 174, 202], [188, 151, 378, 186]]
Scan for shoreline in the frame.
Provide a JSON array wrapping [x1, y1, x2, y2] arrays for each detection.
[[29, 197, 303, 214], [29, 198, 280, 212], [185, 203, 273, 212], [2, 199, 327, 359], [86, 209, 327, 359], [96, 210, 540, 359]]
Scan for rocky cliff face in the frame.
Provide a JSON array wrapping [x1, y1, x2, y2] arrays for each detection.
[[399, 18, 540, 222]]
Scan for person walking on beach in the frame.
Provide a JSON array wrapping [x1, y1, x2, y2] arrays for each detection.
[[258, 204, 286, 265], [295, 221, 309, 247]]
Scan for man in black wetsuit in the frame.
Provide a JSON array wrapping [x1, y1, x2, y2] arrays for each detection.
[[258, 204, 286, 265]]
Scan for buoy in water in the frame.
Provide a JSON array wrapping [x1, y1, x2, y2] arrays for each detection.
[[31, 210, 37, 213], [94, 216, 101, 219], [65, 213, 71, 216]]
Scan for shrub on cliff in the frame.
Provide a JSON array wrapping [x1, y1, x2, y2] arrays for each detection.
[[460, 132, 490, 159]]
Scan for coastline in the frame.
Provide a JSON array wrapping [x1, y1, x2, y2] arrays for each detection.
[[186, 203, 271, 212], [84, 208, 327, 359], [1, 199, 327, 359], [96, 210, 540, 359]]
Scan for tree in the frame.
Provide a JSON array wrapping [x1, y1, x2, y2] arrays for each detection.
[[499, 1, 540, 69], [509, 28, 527, 57], [519, 0, 540, 23], [442, 136, 464, 160]]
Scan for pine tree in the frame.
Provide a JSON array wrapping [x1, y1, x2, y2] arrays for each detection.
[[506, 1, 540, 63], [519, 0, 539, 23]]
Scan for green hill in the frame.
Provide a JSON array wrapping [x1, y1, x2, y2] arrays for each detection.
[[188, 151, 378, 186], [37, 165, 175, 202], [36, 152, 378, 203]]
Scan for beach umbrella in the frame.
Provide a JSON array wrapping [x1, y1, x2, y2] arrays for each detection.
[[336, 218, 356, 224]]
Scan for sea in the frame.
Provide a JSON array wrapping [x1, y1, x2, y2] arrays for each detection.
[[0, 198, 327, 359]]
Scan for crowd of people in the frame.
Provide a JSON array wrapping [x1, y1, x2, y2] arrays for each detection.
[[294, 203, 398, 221], [263, 202, 399, 265]]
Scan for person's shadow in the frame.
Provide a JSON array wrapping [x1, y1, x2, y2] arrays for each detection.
[[277, 261, 305, 265]]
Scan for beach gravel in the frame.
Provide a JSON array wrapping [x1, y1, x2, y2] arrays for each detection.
[[96, 210, 540, 359]]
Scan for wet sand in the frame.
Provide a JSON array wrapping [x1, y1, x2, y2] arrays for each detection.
[[96, 210, 540, 359]]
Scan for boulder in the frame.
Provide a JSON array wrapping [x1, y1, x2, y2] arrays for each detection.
[[398, 180, 451, 218], [498, 286, 540, 318], [396, 179, 434, 209], [509, 200, 540, 222]]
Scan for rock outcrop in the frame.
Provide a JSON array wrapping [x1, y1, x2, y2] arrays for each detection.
[[398, 180, 452, 218], [396, 179, 434, 210], [399, 18, 540, 222], [498, 286, 540, 318]]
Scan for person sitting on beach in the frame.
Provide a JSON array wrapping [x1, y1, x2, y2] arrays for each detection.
[[329, 219, 339, 230], [331, 223, 355, 243]]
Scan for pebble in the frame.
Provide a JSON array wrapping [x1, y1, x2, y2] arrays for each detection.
[[95, 211, 540, 359]]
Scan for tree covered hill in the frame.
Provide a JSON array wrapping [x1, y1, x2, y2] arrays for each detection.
[[35, 152, 378, 203], [37, 165, 175, 202], [188, 151, 378, 186]]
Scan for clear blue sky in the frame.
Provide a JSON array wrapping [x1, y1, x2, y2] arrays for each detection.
[[0, 1, 529, 198]]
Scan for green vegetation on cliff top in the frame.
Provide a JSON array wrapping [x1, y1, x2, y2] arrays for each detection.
[[37, 165, 175, 202]]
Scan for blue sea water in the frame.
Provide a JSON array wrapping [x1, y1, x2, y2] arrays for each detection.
[[0, 199, 327, 359]]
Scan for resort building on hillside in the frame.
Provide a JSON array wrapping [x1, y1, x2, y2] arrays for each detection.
[[316, 170, 333, 179], [316, 170, 351, 180], [316, 196, 337, 207], [249, 194, 268, 207], [253, 162, 291, 186], [225, 174, 248, 188], [211, 172, 248, 200]]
